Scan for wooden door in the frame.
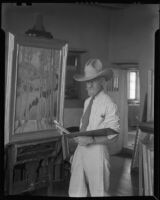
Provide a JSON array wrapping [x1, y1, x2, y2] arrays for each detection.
[[104, 69, 128, 155]]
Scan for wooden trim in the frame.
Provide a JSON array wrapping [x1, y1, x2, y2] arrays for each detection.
[[68, 48, 87, 54], [111, 62, 139, 70], [15, 34, 67, 49], [8, 133, 61, 146]]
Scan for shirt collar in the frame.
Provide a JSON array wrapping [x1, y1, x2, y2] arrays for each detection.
[[89, 89, 104, 102], [94, 89, 104, 100]]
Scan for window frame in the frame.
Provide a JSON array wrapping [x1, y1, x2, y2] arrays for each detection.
[[127, 69, 140, 104]]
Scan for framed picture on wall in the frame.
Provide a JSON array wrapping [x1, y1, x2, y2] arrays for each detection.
[[5, 32, 68, 143]]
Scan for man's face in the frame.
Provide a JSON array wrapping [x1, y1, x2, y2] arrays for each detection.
[[86, 78, 102, 97]]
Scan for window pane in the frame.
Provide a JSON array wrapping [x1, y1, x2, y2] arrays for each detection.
[[129, 72, 136, 99]]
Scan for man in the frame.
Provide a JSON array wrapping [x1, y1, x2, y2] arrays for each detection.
[[68, 58, 120, 197]]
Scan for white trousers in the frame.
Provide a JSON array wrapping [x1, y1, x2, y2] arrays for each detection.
[[69, 144, 110, 197]]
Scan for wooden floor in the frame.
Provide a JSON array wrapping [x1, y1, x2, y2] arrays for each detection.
[[29, 151, 139, 197], [109, 153, 139, 196]]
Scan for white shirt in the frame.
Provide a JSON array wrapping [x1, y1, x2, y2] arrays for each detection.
[[69, 91, 120, 196], [80, 90, 120, 133]]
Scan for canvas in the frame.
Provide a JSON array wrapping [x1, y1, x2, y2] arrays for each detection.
[[5, 32, 68, 143]]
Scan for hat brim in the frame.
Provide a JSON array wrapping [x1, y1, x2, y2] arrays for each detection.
[[74, 69, 113, 82]]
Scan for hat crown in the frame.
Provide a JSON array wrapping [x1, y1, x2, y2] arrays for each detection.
[[84, 59, 103, 78], [73, 58, 113, 82]]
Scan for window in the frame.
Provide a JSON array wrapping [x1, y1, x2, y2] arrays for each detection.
[[127, 70, 140, 102]]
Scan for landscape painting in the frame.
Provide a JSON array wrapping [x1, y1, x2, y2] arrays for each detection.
[[14, 46, 61, 134]]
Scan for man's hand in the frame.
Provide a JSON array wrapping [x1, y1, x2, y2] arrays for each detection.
[[74, 136, 93, 146]]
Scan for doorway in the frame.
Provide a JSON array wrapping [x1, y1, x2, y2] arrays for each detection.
[[127, 69, 140, 150]]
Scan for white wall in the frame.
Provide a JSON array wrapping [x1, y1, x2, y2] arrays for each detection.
[[63, 108, 83, 128], [108, 4, 159, 119]]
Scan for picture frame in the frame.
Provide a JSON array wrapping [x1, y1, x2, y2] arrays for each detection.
[[5, 32, 68, 143]]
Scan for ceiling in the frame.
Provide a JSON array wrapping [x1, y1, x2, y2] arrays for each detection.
[[4, 2, 132, 10]]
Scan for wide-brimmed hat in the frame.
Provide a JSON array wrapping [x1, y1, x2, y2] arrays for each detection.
[[73, 58, 113, 82]]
